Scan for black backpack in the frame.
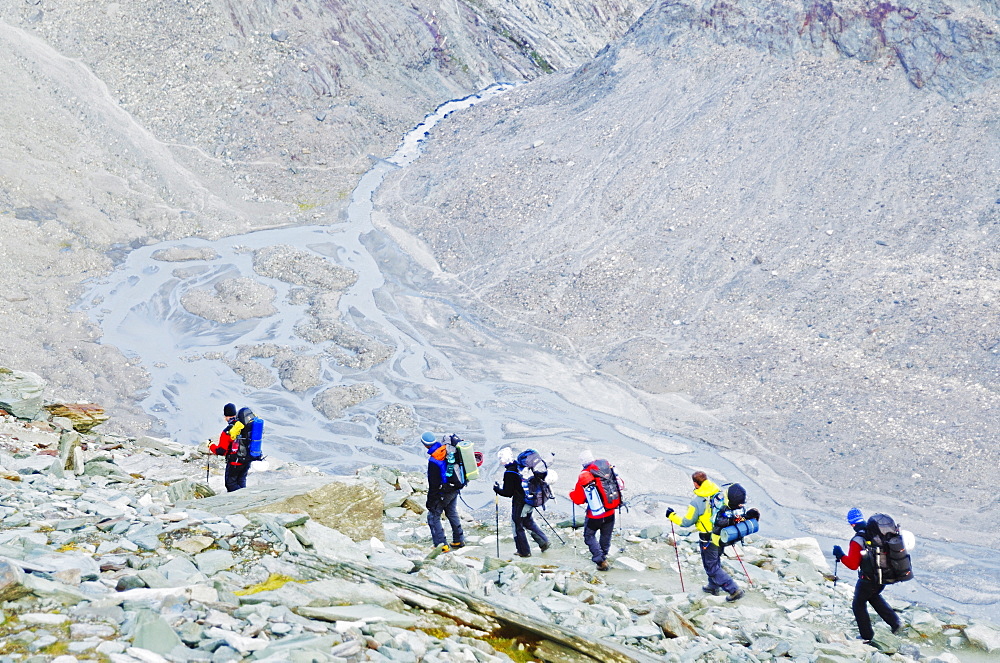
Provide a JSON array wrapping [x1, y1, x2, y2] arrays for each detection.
[[517, 449, 553, 509], [862, 513, 914, 584]]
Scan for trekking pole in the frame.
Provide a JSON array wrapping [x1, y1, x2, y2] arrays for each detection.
[[494, 493, 500, 558], [831, 558, 839, 616], [733, 547, 754, 587], [536, 510, 566, 545], [205, 442, 211, 483], [670, 521, 686, 592], [571, 503, 579, 555], [617, 502, 627, 553]]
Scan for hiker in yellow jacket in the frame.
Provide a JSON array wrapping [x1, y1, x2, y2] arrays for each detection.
[[666, 470, 744, 602]]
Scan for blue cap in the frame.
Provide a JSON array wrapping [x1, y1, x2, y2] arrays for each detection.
[[421, 432, 436, 446], [847, 508, 865, 525]]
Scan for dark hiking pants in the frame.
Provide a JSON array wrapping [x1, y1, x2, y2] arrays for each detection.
[[427, 490, 464, 547], [700, 536, 739, 594], [225, 462, 250, 492], [513, 501, 548, 556], [853, 578, 901, 641], [584, 514, 615, 564]]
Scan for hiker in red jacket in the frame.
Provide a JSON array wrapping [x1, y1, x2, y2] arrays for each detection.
[[568, 449, 616, 571], [833, 508, 903, 644], [208, 402, 250, 492]]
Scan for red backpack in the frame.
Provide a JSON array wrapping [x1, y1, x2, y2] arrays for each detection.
[[585, 460, 622, 511]]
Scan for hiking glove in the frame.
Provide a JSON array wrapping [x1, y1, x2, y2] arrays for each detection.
[[832, 545, 844, 560], [493, 482, 501, 494], [664, 507, 675, 518]]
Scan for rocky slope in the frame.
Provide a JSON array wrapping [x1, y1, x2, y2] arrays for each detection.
[[0, 0, 647, 432], [375, 0, 1000, 515], [0, 384, 997, 662]]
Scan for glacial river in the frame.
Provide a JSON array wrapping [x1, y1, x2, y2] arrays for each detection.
[[78, 85, 1000, 621]]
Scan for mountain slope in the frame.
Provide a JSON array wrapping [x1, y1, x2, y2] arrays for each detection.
[[0, 0, 647, 430], [376, 0, 1000, 517]]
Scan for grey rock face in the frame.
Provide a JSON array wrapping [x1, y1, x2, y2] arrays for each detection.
[[0, 369, 46, 419], [178, 475, 386, 541], [0, 559, 30, 601], [629, 0, 1000, 101], [132, 609, 184, 655]]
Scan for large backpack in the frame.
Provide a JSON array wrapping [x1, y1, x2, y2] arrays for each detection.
[[711, 483, 760, 546], [583, 459, 623, 516], [444, 434, 471, 489], [234, 407, 264, 463], [862, 513, 914, 584], [517, 449, 553, 509]]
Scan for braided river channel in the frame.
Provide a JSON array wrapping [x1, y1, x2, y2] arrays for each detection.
[[78, 86, 1000, 620]]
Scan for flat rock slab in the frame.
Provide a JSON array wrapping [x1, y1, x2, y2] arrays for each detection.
[[296, 604, 418, 628], [194, 550, 234, 576], [178, 476, 384, 541], [965, 624, 1000, 653], [614, 556, 647, 572], [367, 550, 414, 573]]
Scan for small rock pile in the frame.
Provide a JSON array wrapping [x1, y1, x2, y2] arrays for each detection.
[[0, 407, 998, 662]]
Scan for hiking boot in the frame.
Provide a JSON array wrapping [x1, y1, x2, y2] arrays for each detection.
[[702, 585, 720, 596], [725, 588, 745, 602], [437, 544, 451, 553], [596, 560, 610, 571], [450, 541, 465, 549], [514, 552, 531, 558], [539, 541, 550, 552], [891, 622, 904, 635]]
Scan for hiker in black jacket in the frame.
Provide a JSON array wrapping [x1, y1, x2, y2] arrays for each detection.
[[493, 447, 549, 558]]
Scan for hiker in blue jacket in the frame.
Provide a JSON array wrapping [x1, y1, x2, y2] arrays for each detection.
[[423, 432, 465, 552]]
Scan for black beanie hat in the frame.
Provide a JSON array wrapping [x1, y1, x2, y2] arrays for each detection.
[[223, 402, 237, 417], [727, 483, 747, 508]]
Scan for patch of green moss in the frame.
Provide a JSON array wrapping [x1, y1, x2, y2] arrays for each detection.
[[41, 640, 70, 657], [484, 636, 535, 663], [496, 30, 554, 74], [529, 51, 554, 74]]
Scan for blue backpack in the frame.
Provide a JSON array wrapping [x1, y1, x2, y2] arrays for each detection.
[[236, 407, 264, 462]]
